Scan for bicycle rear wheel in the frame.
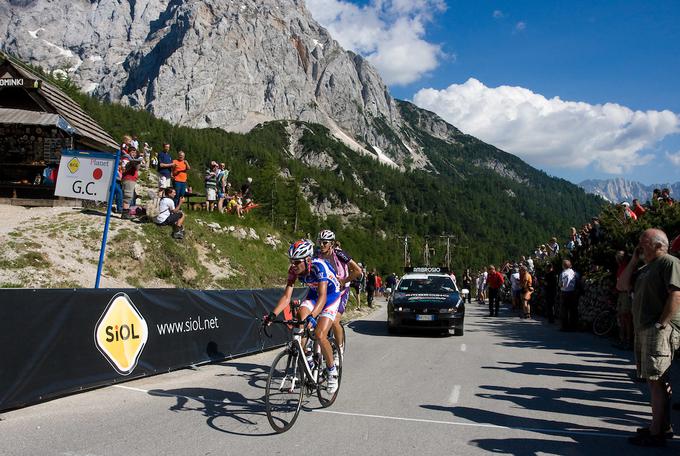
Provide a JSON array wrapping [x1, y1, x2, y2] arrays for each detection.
[[316, 339, 342, 408], [593, 310, 616, 336], [265, 349, 305, 433]]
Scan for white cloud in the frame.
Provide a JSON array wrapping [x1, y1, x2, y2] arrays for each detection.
[[492, 10, 504, 19], [412, 78, 680, 174], [666, 151, 680, 166], [306, 0, 445, 85], [515, 21, 526, 32]]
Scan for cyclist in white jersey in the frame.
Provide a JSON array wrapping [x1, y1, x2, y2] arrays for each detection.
[[265, 239, 340, 393], [316, 230, 362, 353]]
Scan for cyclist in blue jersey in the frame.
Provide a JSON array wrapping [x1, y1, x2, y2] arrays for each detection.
[[316, 230, 362, 353], [264, 239, 341, 393]]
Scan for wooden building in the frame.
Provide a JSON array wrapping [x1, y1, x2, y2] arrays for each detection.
[[0, 53, 117, 204]]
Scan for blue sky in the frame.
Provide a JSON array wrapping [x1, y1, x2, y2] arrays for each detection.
[[307, 0, 680, 185]]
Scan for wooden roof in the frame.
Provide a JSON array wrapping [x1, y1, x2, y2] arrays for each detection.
[[0, 55, 118, 152]]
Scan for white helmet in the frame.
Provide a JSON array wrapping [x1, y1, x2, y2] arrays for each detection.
[[288, 239, 315, 260], [317, 229, 335, 241]]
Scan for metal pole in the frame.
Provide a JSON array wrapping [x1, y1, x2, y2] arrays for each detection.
[[95, 149, 121, 288]]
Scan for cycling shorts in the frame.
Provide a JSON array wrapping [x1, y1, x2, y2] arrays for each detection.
[[300, 294, 342, 322], [338, 287, 350, 314]]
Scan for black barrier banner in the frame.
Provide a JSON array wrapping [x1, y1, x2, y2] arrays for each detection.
[[0, 288, 306, 412]]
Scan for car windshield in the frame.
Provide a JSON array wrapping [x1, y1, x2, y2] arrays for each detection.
[[397, 276, 457, 294]]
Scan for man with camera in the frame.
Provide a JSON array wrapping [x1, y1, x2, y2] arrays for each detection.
[[618, 228, 680, 447]]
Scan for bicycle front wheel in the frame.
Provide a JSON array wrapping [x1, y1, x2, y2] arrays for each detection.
[[592, 310, 615, 336], [316, 339, 342, 408], [265, 349, 305, 433]]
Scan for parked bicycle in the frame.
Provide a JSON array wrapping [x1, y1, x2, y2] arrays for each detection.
[[261, 311, 343, 433], [592, 300, 617, 337]]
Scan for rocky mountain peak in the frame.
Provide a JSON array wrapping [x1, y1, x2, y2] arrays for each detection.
[[1, 0, 422, 165]]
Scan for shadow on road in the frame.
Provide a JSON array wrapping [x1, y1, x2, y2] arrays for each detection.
[[421, 306, 680, 454], [146, 360, 280, 436], [347, 319, 453, 338]]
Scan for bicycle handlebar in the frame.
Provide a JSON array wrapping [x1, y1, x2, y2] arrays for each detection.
[[260, 318, 316, 340]]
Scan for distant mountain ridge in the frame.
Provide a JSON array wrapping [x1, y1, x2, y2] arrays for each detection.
[[579, 178, 680, 203]]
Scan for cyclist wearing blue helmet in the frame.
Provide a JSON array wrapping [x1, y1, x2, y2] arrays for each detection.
[[265, 239, 341, 393]]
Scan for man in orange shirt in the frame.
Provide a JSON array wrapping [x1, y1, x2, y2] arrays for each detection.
[[172, 150, 191, 205], [486, 265, 505, 317]]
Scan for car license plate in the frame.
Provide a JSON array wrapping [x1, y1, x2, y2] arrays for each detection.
[[416, 314, 434, 321]]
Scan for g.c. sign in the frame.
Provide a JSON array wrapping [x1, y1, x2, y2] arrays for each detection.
[[54, 150, 116, 203]]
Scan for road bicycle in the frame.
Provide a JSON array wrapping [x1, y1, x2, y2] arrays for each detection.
[[592, 305, 617, 337], [261, 309, 343, 433]]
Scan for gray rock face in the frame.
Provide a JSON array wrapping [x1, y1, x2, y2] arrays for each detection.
[[1, 0, 418, 165], [579, 178, 680, 203]]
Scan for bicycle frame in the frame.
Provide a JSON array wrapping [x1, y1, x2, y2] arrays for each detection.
[[267, 322, 323, 394]]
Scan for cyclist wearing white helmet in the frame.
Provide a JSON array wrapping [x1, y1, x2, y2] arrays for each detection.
[[316, 230, 362, 353], [265, 239, 341, 393]]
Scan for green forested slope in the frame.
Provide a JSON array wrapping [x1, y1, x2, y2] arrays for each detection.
[[53, 77, 603, 273]]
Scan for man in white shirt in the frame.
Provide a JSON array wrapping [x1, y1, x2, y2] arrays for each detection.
[[510, 268, 521, 311], [156, 188, 186, 239], [559, 259, 579, 331]]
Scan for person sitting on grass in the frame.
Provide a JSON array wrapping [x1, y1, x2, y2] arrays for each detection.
[[155, 187, 186, 239], [227, 191, 244, 218]]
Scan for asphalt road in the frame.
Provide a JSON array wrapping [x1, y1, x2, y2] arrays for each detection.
[[2, 298, 679, 455]]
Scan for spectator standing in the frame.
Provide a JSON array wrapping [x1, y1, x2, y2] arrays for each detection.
[[544, 263, 558, 323], [622, 202, 638, 221], [566, 227, 581, 251], [617, 228, 680, 447], [366, 269, 377, 308], [204, 162, 219, 211], [216, 163, 229, 213], [661, 188, 674, 206], [519, 265, 533, 318], [547, 237, 560, 257], [155, 188, 186, 239], [386, 272, 397, 293], [241, 177, 253, 200], [121, 147, 142, 219], [157, 143, 173, 193], [112, 156, 123, 214], [559, 259, 580, 331], [375, 274, 383, 297], [614, 251, 634, 350], [632, 199, 646, 218], [143, 142, 152, 169], [477, 270, 488, 303], [589, 218, 603, 245], [130, 135, 139, 151], [486, 265, 505, 317], [526, 256, 535, 274], [351, 264, 363, 307], [171, 151, 191, 206], [510, 267, 521, 311], [462, 269, 473, 304]]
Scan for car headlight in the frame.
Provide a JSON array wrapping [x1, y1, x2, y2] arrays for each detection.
[[396, 307, 410, 312], [439, 308, 455, 313]]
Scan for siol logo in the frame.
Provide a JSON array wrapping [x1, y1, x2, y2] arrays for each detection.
[[94, 293, 148, 375], [67, 157, 80, 174]]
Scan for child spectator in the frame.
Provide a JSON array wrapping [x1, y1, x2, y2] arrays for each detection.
[[155, 188, 186, 239]]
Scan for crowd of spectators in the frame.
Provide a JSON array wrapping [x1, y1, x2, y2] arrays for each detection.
[[110, 135, 260, 239]]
